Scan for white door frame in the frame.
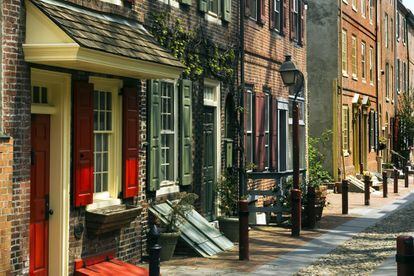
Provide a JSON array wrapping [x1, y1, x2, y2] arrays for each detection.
[[31, 68, 71, 276]]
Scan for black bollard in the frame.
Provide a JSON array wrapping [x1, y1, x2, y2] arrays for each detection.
[[239, 200, 249, 260], [364, 176, 371, 206], [396, 236, 414, 276], [342, 179, 349, 215], [307, 186, 316, 229], [405, 167, 409, 188], [291, 189, 302, 237], [149, 224, 161, 276], [394, 169, 399, 194], [382, 171, 388, 198]]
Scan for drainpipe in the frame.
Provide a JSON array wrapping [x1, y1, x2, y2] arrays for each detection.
[[239, 0, 246, 198], [375, 0, 380, 171], [339, 0, 346, 180]]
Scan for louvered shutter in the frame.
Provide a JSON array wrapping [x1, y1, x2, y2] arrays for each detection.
[[223, 0, 232, 22], [300, 0, 305, 45], [260, 0, 266, 23], [73, 81, 94, 207], [374, 112, 378, 151], [271, 98, 278, 170], [180, 80, 193, 186], [122, 86, 139, 198], [148, 80, 161, 191], [254, 93, 266, 171], [199, 0, 208, 12], [289, 0, 295, 40], [283, 0, 288, 34], [243, 91, 248, 163]]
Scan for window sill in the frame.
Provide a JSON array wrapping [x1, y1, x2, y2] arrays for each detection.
[[386, 97, 390, 103], [156, 183, 180, 197], [86, 198, 122, 211], [205, 13, 222, 25], [343, 150, 350, 157], [352, 76, 358, 81], [343, 73, 349, 78]]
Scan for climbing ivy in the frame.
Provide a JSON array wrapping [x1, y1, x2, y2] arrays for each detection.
[[149, 12, 236, 82]]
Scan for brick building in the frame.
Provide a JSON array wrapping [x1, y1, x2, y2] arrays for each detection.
[[242, 0, 307, 198], [408, 10, 414, 92], [308, 0, 379, 179], [1, 0, 239, 274]]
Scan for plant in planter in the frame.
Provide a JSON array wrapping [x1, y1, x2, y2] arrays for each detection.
[[217, 167, 239, 242], [157, 192, 198, 261], [378, 136, 387, 150]]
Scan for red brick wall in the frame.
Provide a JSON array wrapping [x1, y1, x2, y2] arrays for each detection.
[[341, 0, 378, 175], [2, 0, 32, 274], [0, 138, 13, 275]]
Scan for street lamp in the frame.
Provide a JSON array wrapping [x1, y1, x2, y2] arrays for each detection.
[[280, 55, 304, 237]]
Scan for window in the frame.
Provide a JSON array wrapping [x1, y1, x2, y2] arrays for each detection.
[[385, 13, 389, 48], [391, 64, 394, 98], [272, 0, 282, 33], [278, 102, 288, 172], [397, 12, 400, 40], [245, 89, 253, 165], [208, 0, 219, 15], [403, 62, 407, 93], [292, 0, 300, 41], [264, 92, 270, 170], [32, 86, 48, 104], [160, 82, 176, 183], [352, 0, 357, 11], [248, 0, 258, 21], [361, 0, 366, 17], [352, 35, 358, 78], [391, 18, 394, 50], [93, 90, 112, 194], [385, 63, 390, 99], [369, 110, 375, 150], [342, 105, 350, 153], [369, 46, 374, 84], [403, 18, 407, 44], [397, 59, 400, 93], [287, 97, 305, 170], [361, 42, 366, 81], [369, 0, 374, 23], [342, 30, 348, 74]]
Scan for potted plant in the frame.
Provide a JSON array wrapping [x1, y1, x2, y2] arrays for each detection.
[[217, 167, 239, 242], [157, 192, 198, 261], [378, 136, 387, 150]]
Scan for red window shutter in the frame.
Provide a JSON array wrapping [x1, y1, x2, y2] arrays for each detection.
[[289, 0, 295, 40], [260, 0, 266, 24], [271, 98, 278, 171], [122, 86, 139, 198], [283, 0, 288, 34], [270, 0, 275, 29], [300, 1, 305, 45], [73, 81, 94, 207], [255, 93, 266, 171]]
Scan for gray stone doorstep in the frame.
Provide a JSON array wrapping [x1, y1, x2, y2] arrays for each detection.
[[161, 192, 414, 276]]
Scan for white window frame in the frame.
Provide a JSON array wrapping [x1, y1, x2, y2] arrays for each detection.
[[361, 42, 366, 82], [361, 0, 366, 18], [156, 80, 180, 196], [342, 29, 348, 76], [273, 0, 282, 32], [288, 96, 306, 171], [342, 105, 350, 156], [385, 13, 389, 48], [277, 100, 289, 172], [245, 89, 254, 170], [352, 35, 358, 79], [369, 0, 374, 24], [352, 0, 357, 11], [88, 77, 123, 208], [369, 46, 374, 85]]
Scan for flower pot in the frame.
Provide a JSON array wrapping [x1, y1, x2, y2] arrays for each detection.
[[218, 216, 239, 242], [159, 232, 180, 261]]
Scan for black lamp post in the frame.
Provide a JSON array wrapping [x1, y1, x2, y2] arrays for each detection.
[[279, 55, 304, 237]]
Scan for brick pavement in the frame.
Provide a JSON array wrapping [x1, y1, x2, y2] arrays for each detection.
[[160, 177, 414, 275]]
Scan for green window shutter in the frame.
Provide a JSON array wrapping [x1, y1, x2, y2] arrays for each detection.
[[180, 79, 193, 186], [222, 0, 231, 22], [199, 0, 208, 12], [148, 80, 161, 191], [179, 0, 192, 5]]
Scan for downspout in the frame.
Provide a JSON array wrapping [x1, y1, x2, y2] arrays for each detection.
[[239, 0, 246, 198], [375, 0, 380, 167], [339, 0, 346, 180]]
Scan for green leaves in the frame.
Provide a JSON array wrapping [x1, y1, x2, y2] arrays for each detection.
[[308, 131, 333, 188], [149, 12, 236, 82]]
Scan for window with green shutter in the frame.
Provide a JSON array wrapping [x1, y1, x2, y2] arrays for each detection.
[[148, 80, 162, 191], [180, 80, 193, 186]]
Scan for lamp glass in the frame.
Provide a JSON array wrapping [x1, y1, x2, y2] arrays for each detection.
[[281, 70, 296, 86]]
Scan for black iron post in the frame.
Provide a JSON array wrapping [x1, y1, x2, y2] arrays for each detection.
[[394, 169, 399, 193], [405, 166, 409, 188], [149, 224, 161, 276], [364, 176, 371, 206], [293, 102, 300, 190], [342, 179, 349, 215], [291, 189, 302, 236], [306, 186, 316, 229], [382, 171, 388, 198], [396, 236, 414, 276], [239, 200, 249, 260]]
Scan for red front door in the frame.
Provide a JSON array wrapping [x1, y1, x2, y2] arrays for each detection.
[[30, 114, 50, 276]]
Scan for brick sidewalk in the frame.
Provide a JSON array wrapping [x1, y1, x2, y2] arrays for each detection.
[[160, 177, 414, 274]]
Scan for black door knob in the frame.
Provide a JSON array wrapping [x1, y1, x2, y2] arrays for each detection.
[[48, 209, 54, 215]]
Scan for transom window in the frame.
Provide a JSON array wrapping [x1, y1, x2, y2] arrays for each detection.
[[32, 86, 48, 104], [93, 91, 112, 193], [160, 82, 175, 183]]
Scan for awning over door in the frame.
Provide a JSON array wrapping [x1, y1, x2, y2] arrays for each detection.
[[24, 0, 184, 79]]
